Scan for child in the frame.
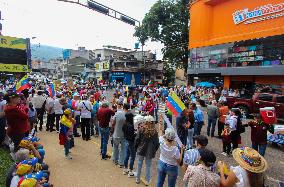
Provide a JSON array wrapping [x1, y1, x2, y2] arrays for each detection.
[[59, 109, 76, 159], [221, 123, 231, 156], [28, 102, 37, 132]]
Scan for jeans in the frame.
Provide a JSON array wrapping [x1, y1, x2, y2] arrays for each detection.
[[55, 114, 62, 131], [207, 117, 217, 136], [64, 139, 70, 156], [36, 108, 44, 129], [81, 118, 91, 140], [194, 122, 203, 136], [223, 142, 231, 155], [73, 115, 80, 135], [99, 127, 110, 158], [112, 137, 126, 165], [46, 113, 55, 131], [252, 143, 267, 156], [90, 115, 98, 135], [157, 160, 178, 187], [136, 156, 152, 183], [124, 141, 136, 170], [187, 128, 194, 149]]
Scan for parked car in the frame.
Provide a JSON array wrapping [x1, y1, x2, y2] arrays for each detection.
[[227, 92, 284, 122]]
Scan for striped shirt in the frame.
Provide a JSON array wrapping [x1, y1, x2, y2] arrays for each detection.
[[183, 148, 200, 166]]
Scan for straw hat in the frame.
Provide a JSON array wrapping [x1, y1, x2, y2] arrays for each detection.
[[232, 147, 268, 173]]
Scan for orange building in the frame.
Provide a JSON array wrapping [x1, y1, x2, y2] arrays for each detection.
[[188, 0, 284, 93]]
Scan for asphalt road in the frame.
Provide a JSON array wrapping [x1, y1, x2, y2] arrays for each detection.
[[38, 90, 284, 187]]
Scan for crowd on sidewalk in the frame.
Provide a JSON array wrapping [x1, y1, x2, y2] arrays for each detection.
[[0, 79, 274, 187]]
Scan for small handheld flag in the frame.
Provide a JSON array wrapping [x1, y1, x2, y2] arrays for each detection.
[[166, 92, 186, 117], [47, 83, 55, 97], [16, 75, 31, 93]]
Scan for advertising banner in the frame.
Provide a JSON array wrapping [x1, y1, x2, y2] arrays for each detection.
[[0, 63, 29, 72], [0, 36, 27, 50]]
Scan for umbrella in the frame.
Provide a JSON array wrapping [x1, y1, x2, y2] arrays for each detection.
[[196, 82, 216, 88]]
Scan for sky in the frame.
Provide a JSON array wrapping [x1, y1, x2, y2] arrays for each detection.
[[0, 0, 163, 59]]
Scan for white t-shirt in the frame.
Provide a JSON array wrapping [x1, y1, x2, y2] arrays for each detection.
[[159, 136, 180, 166], [74, 100, 81, 116], [46, 97, 55, 114], [78, 100, 92, 119], [10, 175, 20, 187], [230, 166, 250, 187], [54, 99, 63, 115]]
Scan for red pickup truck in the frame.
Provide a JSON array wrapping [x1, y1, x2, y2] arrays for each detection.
[[226, 92, 284, 122]]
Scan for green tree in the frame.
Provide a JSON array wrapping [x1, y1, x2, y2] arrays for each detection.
[[134, 0, 189, 72]]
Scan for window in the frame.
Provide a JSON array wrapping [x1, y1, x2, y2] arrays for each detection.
[[97, 54, 101, 58], [258, 94, 273, 102], [276, 96, 284, 104]]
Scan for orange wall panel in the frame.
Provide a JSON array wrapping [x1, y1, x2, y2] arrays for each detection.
[[189, 0, 284, 49]]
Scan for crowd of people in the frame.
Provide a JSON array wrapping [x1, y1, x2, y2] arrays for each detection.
[[0, 78, 274, 187]]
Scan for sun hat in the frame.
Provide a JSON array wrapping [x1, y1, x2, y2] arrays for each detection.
[[232, 147, 268, 173], [134, 115, 146, 128], [17, 177, 37, 187], [164, 128, 175, 141]]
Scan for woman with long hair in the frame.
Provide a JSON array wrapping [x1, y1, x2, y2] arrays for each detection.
[[218, 147, 267, 187], [135, 115, 159, 186]]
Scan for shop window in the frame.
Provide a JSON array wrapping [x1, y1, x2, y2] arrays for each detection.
[[276, 96, 284, 104], [258, 94, 273, 102]]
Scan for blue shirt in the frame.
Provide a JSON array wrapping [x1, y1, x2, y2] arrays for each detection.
[[183, 148, 200, 165], [193, 108, 204, 123]]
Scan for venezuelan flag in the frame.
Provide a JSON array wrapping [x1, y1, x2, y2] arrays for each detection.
[[16, 75, 31, 93], [166, 92, 186, 117], [48, 83, 55, 97]]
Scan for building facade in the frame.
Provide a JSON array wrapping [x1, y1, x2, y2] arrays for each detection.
[[188, 0, 284, 93]]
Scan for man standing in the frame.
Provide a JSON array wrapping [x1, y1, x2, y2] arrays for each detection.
[[54, 94, 63, 132], [31, 90, 46, 131], [72, 93, 81, 137], [45, 94, 55, 132], [78, 95, 92, 141], [176, 109, 189, 146], [112, 103, 127, 167], [97, 102, 115, 160], [191, 103, 204, 136], [206, 100, 219, 137], [90, 95, 99, 137]]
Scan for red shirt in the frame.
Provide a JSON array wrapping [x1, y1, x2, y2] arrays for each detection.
[[249, 120, 272, 145], [4, 105, 29, 136], [97, 107, 114, 128], [94, 92, 101, 101]]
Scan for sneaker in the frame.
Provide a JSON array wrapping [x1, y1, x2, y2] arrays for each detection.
[[144, 181, 150, 186], [65, 154, 72, 160], [123, 169, 129, 175], [221, 152, 227, 156], [128, 170, 134, 178], [135, 178, 140, 184], [118, 165, 124, 168]]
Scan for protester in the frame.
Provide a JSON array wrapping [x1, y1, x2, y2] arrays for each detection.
[[186, 108, 195, 149], [191, 103, 204, 136], [28, 102, 37, 131], [248, 114, 274, 156], [78, 95, 92, 141], [54, 95, 63, 132], [90, 95, 100, 137], [156, 122, 184, 187], [0, 91, 7, 145], [122, 110, 136, 177], [183, 149, 220, 187], [97, 101, 115, 160], [217, 102, 229, 138], [31, 91, 46, 131], [225, 109, 239, 150], [135, 115, 159, 185], [176, 109, 189, 146], [59, 109, 76, 159], [221, 123, 231, 156], [218, 147, 267, 187], [4, 93, 29, 151], [112, 102, 126, 167], [45, 95, 55, 132], [206, 100, 219, 137]]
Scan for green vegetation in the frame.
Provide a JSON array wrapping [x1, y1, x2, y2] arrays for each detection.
[[0, 148, 13, 187]]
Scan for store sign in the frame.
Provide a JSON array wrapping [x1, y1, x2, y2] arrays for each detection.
[[113, 72, 124, 76], [0, 64, 29, 72], [233, 3, 284, 25], [0, 36, 27, 50]]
